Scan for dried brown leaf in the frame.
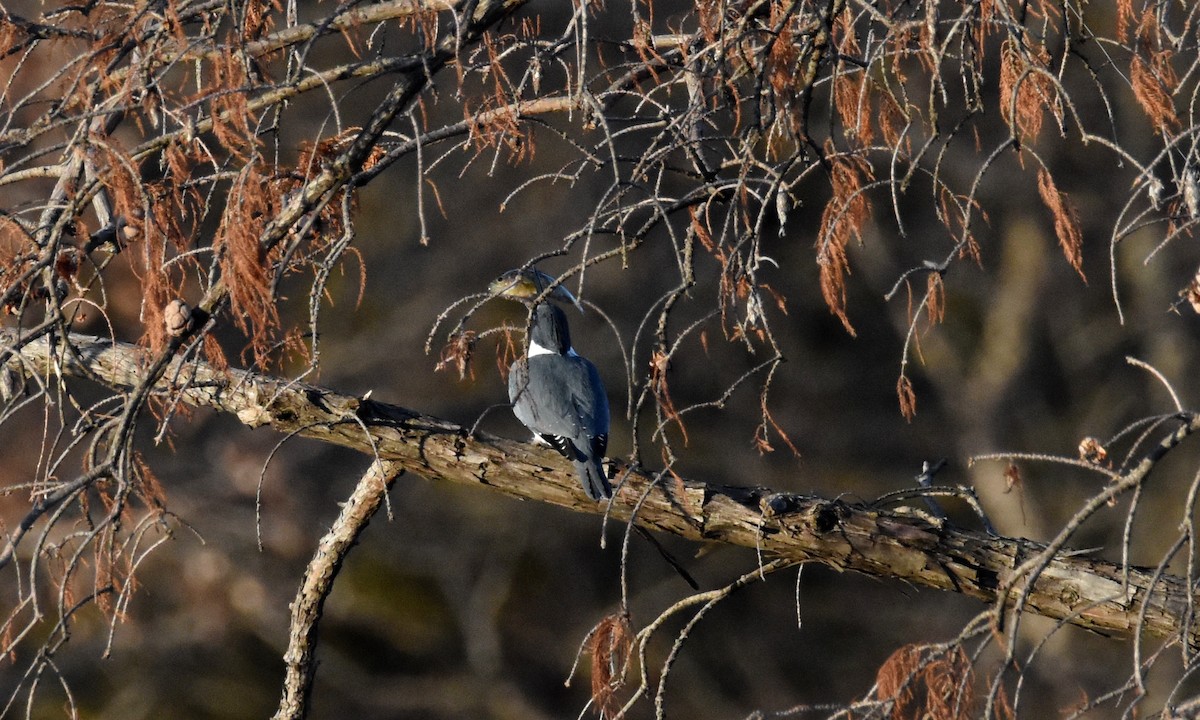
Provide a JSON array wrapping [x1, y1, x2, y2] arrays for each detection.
[[133, 451, 168, 509], [817, 146, 873, 335], [925, 272, 945, 327], [897, 374, 916, 421], [1130, 53, 1179, 132], [998, 39, 1056, 143], [1036, 168, 1086, 281], [203, 335, 229, 374], [589, 613, 632, 716], [436, 331, 477, 381], [757, 397, 799, 457], [205, 50, 260, 159], [213, 164, 281, 364], [876, 644, 998, 720], [1116, 0, 1135, 42], [832, 14, 873, 146]]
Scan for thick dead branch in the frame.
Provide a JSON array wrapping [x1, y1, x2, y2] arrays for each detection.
[[274, 459, 405, 720], [3, 329, 1196, 650]]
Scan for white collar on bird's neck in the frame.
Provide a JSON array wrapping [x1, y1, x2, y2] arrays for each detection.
[[529, 340, 579, 358]]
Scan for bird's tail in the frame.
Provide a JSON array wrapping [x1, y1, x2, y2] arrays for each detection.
[[575, 458, 612, 500]]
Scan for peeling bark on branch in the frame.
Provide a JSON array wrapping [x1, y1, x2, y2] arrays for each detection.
[[3, 328, 1195, 650], [274, 459, 405, 720]]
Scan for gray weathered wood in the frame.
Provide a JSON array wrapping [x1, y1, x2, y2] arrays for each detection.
[[3, 328, 1195, 650]]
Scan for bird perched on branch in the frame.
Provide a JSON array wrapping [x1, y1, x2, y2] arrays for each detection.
[[488, 267, 583, 311], [489, 269, 697, 585], [508, 302, 611, 501]]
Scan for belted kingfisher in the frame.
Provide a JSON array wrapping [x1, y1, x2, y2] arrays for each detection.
[[508, 302, 612, 500]]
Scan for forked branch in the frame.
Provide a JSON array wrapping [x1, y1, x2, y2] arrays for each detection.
[[3, 328, 1197, 651]]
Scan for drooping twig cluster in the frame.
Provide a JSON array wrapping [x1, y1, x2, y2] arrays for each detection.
[[2, 0, 1200, 718]]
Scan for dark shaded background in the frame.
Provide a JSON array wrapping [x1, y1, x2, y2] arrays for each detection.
[[4, 2, 1200, 718]]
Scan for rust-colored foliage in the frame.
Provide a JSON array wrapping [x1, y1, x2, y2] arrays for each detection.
[[161, 139, 206, 227], [1035, 168, 1086, 281], [295, 129, 378, 236], [896, 374, 916, 421], [436, 330, 477, 381], [1001, 459, 1027, 522], [925, 271, 945, 327], [1116, 0, 1136, 42], [53, 249, 79, 289], [464, 34, 525, 156], [491, 323, 519, 381], [832, 13, 872, 146], [136, 243, 174, 356], [93, 525, 119, 617], [203, 334, 230, 374], [690, 205, 734, 331], [133, 450, 168, 510], [0, 18, 19, 60], [83, 454, 163, 618], [400, 2, 443, 53], [878, 93, 909, 152], [971, 0, 998, 50], [589, 612, 632, 718], [937, 187, 986, 264], [876, 644, 1012, 720], [239, 0, 281, 42], [766, 1, 803, 137], [752, 424, 774, 454], [0, 219, 36, 314], [1132, 54, 1180, 132], [1127, 14, 1179, 133], [628, 17, 657, 71], [650, 349, 689, 445], [759, 282, 789, 319], [832, 70, 870, 144], [204, 50, 261, 160], [94, 142, 146, 241], [90, 139, 189, 356], [755, 394, 799, 456], [691, 205, 777, 343], [214, 164, 281, 364], [817, 145, 873, 336], [696, 0, 720, 44], [998, 39, 1056, 143], [6, 0, 1200, 714], [464, 95, 533, 166]]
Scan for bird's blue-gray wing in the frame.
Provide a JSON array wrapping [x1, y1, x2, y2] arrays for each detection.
[[509, 355, 611, 499], [571, 356, 609, 455], [509, 356, 591, 440]]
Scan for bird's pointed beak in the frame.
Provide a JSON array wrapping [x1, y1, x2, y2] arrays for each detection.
[[553, 285, 584, 313]]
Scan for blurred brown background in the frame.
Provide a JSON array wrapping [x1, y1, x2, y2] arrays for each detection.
[[4, 1, 1200, 718]]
